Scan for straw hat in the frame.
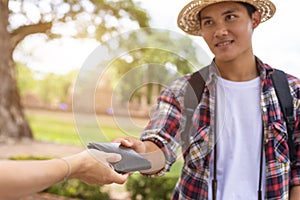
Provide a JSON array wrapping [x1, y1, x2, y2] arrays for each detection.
[[178, 0, 276, 36]]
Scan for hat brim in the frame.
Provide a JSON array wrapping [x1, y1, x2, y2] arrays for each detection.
[[177, 0, 276, 36]]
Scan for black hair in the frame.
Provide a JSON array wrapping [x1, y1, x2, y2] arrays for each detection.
[[197, 2, 257, 21], [239, 2, 257, 18]]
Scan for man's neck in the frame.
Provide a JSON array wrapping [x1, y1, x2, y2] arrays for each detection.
[[215, 55, 258, 82]]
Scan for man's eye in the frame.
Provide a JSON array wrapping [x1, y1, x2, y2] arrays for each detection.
[[226, 15, 236, 20], [202, 20, 213, 26]]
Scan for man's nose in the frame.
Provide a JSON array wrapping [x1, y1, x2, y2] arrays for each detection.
[[214, 24, 229, 37]]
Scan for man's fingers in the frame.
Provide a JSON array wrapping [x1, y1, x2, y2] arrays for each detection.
[[112, 138, 123, 143], [120, 138, 134, 147], [112, 138, 134, 147]]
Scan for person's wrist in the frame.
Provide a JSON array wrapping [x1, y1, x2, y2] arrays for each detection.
[[67, 150, 96, 179], [57, 158, 71, 181]]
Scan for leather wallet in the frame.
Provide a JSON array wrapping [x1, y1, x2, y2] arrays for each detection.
[[87, 142, 152, 173]]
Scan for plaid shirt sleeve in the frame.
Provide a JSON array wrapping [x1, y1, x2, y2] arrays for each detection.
[[140, 76, 188, 176], [288, 74, 300, 187], [261, 63, 300, 199]]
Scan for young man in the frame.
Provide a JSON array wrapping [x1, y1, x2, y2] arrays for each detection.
[[115, 0, 300, 199]]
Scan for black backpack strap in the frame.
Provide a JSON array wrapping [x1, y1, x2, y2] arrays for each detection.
[[183, 70, 218, 199], [182, 71, 205, 151], [271, 69, 296, 162], [185, 71, 205, 108]]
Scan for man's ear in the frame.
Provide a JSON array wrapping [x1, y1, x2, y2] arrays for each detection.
[[252, 11, 262, 28]]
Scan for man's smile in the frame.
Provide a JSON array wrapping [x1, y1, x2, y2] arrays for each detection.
[[215, 40, 234, 47]]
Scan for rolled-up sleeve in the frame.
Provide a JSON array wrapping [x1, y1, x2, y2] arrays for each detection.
[[140, 77, 186, 177]]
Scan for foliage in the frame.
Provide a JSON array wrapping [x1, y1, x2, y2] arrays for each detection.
[[126, 174, 179, 200], [9, 0, 149, 38], [44, 179, 109, 200], [35, 71, 77, 104], [17, 64, 78, 107], [16, 62, 37, 96], [8, 0, 149, 41], [9, 155, 53, 160], [107, 30, 202, 105], [125, 158, 183, 200]]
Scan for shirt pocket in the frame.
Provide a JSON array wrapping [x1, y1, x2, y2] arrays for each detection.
[[185, 126, 211, 170], [270, 122, 289, 163]]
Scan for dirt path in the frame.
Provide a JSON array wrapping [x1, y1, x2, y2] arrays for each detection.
[[0, 140, 84, 159]]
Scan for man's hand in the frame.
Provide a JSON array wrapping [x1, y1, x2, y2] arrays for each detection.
[[112, 137, 166, 174], [113, 137, 146, 154]]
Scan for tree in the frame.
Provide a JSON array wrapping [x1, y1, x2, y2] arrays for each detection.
[[109, 30, 202, 106], [34, 71, 77, 106], [0, 0, 149, 141], [16, 62, 36, 96]]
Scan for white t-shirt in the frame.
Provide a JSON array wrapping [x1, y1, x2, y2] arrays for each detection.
[[208, 76, 265, 200]]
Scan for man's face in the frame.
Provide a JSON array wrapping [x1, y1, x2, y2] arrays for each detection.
[[199, 2, 261, 63]]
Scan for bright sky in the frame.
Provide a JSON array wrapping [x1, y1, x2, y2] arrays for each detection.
[[14, 0, 300, 78]]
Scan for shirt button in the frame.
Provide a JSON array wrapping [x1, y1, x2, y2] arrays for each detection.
[[265, 138, 268, 143]]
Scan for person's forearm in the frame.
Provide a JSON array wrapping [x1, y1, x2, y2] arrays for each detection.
[[0, 159, 67, 200], [141, 141, 166, 174], [290, 185, 300, 200]]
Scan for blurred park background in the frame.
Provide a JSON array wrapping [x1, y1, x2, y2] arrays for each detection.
[[1, 0, 193, 199], [1, 0, 300, 199]]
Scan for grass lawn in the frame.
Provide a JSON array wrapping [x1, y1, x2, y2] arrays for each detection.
[[25, 109, 130, 146]]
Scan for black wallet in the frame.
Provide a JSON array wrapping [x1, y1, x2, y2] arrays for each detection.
[[87, 142, 152, 173]]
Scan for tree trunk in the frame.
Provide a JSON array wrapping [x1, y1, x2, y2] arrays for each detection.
[[0, 0, 33, 142]]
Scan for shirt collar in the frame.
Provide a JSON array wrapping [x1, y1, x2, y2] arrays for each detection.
[[201, 56, 274, 85], [255, 56, 274, 80]]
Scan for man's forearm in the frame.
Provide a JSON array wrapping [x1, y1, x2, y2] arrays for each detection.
[[290, 185, 300, 200], [141, 141, 166, 174]]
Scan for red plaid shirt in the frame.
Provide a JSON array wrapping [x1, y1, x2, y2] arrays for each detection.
[[141, 57, 300, 200]]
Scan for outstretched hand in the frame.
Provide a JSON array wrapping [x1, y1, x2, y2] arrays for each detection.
[[66, 149, 128, 185]]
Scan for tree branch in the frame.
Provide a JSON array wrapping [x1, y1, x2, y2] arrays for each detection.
[[10, 22, 52, 49]]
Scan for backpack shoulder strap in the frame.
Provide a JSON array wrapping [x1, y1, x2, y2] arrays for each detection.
[[271, 69, 296, 162], [181, 71, 205, 151], [184, 71, 205, 109]]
